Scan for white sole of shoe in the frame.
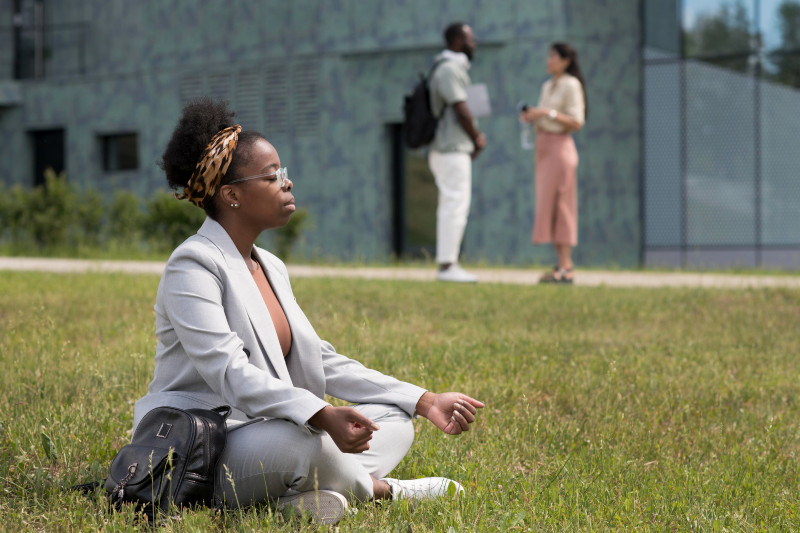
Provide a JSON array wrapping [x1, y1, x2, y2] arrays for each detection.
[[276, 490, 348, 525]]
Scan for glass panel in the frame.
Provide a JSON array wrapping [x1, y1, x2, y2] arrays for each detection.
[[762, 51, 800, 87], [685, 60, 756, 245], [644, 0, 681, 59], [683, 0, 755, 57], [644, 63, 683, 246], [760, 75, 800, 244], [759, 0, 800, 52]]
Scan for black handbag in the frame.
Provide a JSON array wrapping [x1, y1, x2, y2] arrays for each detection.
[[104, 405, 231, 515]]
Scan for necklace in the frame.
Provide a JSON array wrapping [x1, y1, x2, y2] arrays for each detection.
[[248, 260, 259, 272]]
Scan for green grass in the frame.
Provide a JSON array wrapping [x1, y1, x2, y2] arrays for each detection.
[[1, 272, 799, 531]]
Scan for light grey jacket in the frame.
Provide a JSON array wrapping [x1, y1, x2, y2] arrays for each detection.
[[133, 218, 426, 432]]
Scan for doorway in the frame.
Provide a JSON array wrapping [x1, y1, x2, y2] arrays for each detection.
[[30, 128, 65, 187], [389, 124, 437, 259]]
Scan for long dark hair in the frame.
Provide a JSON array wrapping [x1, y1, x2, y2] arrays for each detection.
[[551, 42, 588, 118]]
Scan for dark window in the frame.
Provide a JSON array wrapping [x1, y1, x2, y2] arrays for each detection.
[[101, 133, 139, 171], [31, 128, 65, 187], [13, 0, 47, 79]]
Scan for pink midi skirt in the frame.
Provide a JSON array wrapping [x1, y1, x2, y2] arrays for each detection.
[[532, 131, 578, 246]]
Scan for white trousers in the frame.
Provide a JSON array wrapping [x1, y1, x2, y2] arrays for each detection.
[[428, 151, 472, 264], [214, 404, 415, 505]]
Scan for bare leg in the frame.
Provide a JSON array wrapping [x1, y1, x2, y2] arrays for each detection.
[[554, 243, 573, 271], [543, 243, 573, 282], [372, 476, 392, 499]]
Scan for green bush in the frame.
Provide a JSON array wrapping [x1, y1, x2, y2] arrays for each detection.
[[74, 188, 104, 246], [0, 169, 107, 251], [107, 190, 144, 244], [0, 175, 311, 258], [274, 207, 310, 260], [143, 191, 207, 251], [25, 169, 77, 249], [0, 185, 30, 243]]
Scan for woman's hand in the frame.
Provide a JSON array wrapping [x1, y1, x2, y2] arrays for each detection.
[[521, 107, 551, 123], [308, 405, 380, 453], [415, 391, 485, 435]]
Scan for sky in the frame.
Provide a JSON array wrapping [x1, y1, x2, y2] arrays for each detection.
[[682, 0, 795, 49]]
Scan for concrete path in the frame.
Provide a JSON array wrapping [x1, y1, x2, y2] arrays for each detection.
[[1, 256, 799, 289]]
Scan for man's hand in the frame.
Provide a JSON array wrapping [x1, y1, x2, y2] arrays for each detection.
[[308, 405, 380, 453], [472, 132, 487, 160], [452, 101, 485, 159], [416, 391, 485, 435]]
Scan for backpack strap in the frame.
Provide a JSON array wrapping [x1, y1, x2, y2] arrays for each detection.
[[427, 58, 450, 119], [428, 58, 449, 78]]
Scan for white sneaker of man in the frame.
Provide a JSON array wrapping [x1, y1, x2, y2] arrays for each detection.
[[437, 264, 478, 283], [380, 477, 465, 500], [275, 489, 348, 525]]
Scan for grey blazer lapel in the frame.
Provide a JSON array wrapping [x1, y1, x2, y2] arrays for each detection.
[[197, 219, 292, 384], [257, 252, 326, 398]]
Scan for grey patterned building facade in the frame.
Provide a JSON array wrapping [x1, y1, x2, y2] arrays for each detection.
[[1, 0, 799, 269]]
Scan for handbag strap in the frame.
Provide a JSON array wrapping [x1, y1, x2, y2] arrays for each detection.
[[213, 405, 232, 419]]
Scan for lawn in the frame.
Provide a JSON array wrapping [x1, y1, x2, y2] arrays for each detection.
[[0, 271, 798, 531]]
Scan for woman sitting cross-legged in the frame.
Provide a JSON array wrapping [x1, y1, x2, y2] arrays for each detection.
[[132, 97, 484, 525]]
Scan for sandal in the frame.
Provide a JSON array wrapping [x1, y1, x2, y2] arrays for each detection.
[[539, 266, 574, 284]]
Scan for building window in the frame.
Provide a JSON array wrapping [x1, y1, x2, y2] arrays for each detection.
[[101, 133, 138, 171]]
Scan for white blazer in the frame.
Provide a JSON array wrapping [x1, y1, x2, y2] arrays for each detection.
[[133, 218, 426, 431]]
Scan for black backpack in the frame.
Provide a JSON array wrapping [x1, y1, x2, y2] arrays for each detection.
[[104, 405, 231, 516], [403, 59, 448, 149]]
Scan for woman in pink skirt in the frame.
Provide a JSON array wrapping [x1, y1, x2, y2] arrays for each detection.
[[521, 43, 587, 284]]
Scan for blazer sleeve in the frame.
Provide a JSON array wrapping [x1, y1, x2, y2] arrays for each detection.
[[265, 253, 427, 416], [158, 246, 328, 429], [320, 341, 428, 417]]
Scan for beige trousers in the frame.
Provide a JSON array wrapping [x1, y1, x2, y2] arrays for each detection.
[[429, 150, 473, 264]]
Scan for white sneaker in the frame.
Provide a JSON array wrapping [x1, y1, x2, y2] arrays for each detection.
[[437, 265, 478, 283], [381, 477, 465, 500], [276, 490, 348, 525]]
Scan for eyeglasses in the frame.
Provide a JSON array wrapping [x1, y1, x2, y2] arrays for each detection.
[[228, 167, 289, 188]]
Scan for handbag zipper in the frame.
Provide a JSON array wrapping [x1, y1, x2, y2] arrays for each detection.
[[111, 462, 138, 501], [201, 418, 210, 477]]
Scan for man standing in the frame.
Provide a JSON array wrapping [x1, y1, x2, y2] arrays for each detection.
[[428, 22, 486, 283]]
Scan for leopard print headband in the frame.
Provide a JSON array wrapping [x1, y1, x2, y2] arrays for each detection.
[[176, 124, 242, 208]]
